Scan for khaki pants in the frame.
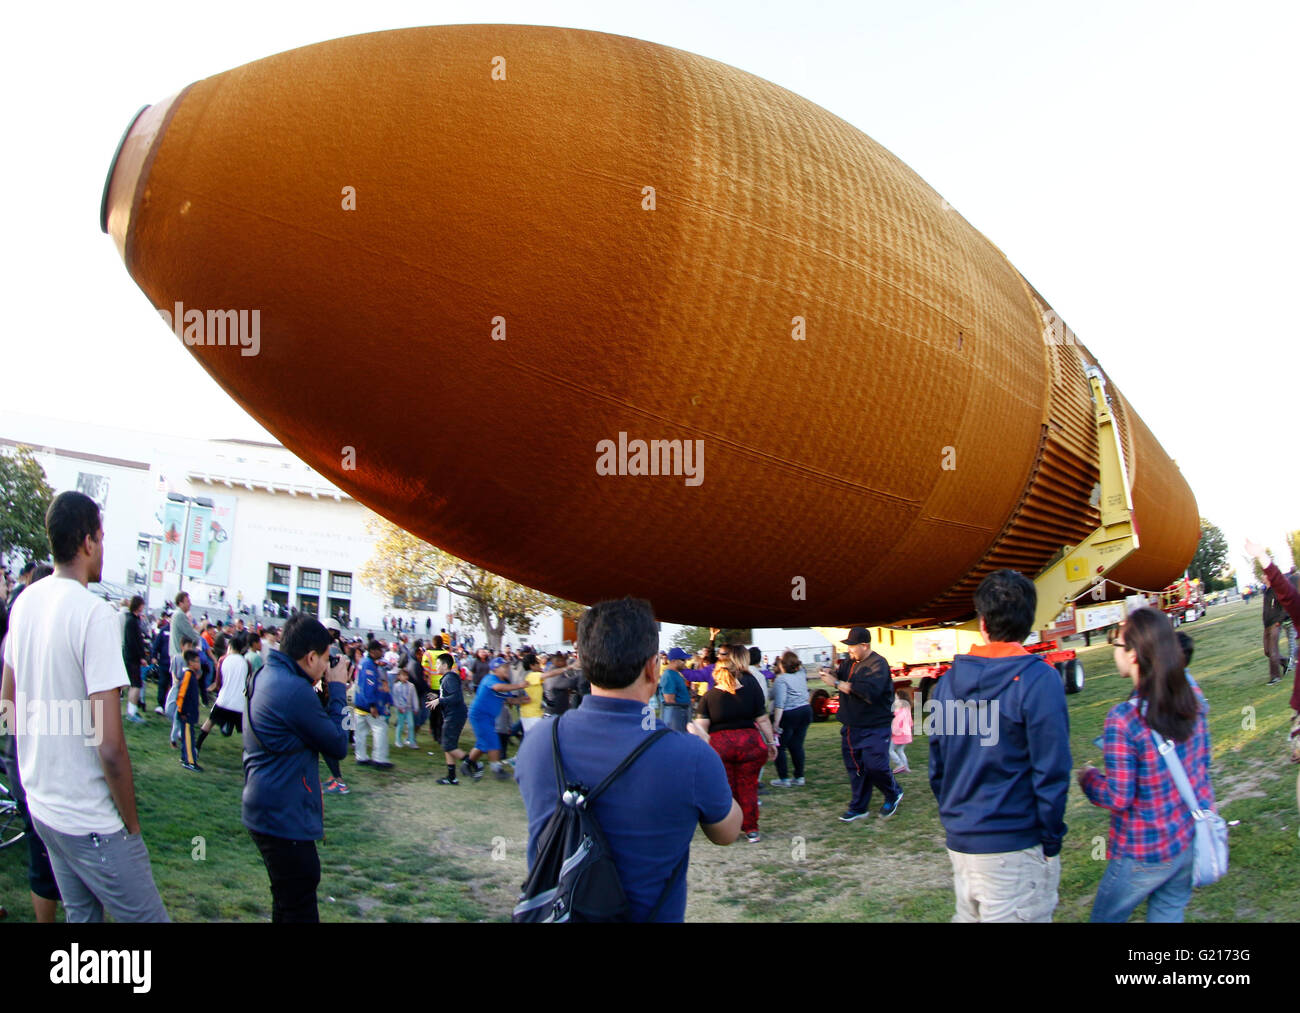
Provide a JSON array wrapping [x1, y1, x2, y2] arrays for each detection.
[[948, 845, 1060, 923]]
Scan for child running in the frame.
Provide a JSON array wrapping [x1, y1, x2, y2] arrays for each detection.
[[176, 649, 203, 771], [890, 685, 914, 774], [429, 652, 470, 784], [465, 658, 528, 780]]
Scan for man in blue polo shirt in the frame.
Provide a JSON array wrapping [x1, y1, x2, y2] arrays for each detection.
[[658, 647, 693, 733], [515, 598, 742, 922]]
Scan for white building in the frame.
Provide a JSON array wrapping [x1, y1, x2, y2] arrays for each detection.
[[0, 412, 563, 647], [4, 413, 844, 654]]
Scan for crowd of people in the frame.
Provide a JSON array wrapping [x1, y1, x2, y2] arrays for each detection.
[[2, 491, 1298, 924]]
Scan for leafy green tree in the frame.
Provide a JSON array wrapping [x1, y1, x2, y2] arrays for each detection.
[[670, 626, 754, 653], [0, 446, 54, 565], [1188, 518, 1233, 591], [359, 514, 582, 651]]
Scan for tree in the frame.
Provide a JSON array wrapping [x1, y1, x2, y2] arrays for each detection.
[[1286, 530, 1300, 572], [359, 514, 582, 651], [0, 446, 54, 566], [670, 626, 754, 654], [1188, 518, 1233, 592]]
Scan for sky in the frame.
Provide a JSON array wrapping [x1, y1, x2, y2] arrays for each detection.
[[2, 0, 1296, 575]]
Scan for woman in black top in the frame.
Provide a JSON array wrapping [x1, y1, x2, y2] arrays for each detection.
[[690, 644, 778, 842]]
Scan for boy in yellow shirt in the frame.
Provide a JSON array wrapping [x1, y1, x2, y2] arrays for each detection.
[[520, 652, 545, 734]]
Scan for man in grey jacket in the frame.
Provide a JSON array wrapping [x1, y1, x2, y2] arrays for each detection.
[[170, 591, 198, 660]]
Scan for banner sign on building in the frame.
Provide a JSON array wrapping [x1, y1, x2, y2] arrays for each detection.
[[160, 500, 187, 577], [150, 541, 165, 588], [183, 503, 214, 579], [201, 495, 237, 586]]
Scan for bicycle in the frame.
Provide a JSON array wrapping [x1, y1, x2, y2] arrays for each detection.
[[0, 756, 28, 850]]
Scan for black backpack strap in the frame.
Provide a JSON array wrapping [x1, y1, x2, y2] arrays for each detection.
[[550, 713, 568, 795], [550, 716, 672, 804], [645, 852, 689, 923], [588, 728, 671, 802]]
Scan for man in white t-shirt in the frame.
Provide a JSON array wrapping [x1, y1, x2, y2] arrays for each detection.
[[0, 491, 169, 922]]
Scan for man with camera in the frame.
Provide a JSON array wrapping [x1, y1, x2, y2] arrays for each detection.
[[242, 615, 350, 922]]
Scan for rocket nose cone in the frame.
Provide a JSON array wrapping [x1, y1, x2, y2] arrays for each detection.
[[100, 92, 185, 261]]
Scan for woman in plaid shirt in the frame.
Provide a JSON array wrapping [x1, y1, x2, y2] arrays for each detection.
[[1079, 607, 1214, 922]]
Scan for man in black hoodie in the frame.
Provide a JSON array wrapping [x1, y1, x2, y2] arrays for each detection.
[[929, 569, 1071, 923], [821, 627, 900, 822]]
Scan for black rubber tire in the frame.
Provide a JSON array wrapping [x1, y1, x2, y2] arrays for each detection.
[[1064, 659, 1085, 695]]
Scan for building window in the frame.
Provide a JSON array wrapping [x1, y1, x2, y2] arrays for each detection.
[[329, 571, 352, 595], [299, 568, 321, 590], [268, 563, 290, 586]]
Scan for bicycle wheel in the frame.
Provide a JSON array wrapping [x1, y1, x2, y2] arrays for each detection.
[[0, 797, 26, 850]]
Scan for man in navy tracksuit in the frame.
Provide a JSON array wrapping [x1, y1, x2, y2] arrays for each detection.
[[242, 615, 350, 922], [929, 569, 1071, 922]]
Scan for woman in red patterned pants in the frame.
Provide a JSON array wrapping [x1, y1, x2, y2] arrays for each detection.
[[690, 644, 778, 842]]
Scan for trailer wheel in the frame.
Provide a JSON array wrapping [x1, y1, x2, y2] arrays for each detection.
[[810, 689, 831, 722], [1063, 659, 1084, 695]]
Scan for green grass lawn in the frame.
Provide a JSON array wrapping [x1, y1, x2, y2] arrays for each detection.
[[2, 599, 1296, 921]]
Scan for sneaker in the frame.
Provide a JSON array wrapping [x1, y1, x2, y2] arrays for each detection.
[[470, 766, 484, 780], [839, 809, 868, 822], [880, 791, 904, 819], [125, 713, 146, 724], [356, 758, 374, 766], [793, 777, 805, 786], [461, 758, 476, 776], [371, 761, 394, 770], [323, 778, 350, 794], [892, 765, 909, 775], [745, 831, 761, 843], [1267, 676, 1282, 686], [181, 762, 204, 772], [770, 778, 792, 787], [154, 706, 166, 716], [436, 777, 460, 786], [495, 768, 511, 781]]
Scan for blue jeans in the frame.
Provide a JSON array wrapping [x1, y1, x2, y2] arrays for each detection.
[[1089, 846, 1194, 922]]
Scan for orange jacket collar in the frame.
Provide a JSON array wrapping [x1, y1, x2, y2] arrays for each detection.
[[969, 641, 1030, 659]]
